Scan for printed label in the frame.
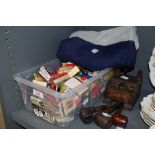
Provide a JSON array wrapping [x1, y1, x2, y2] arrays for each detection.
[[39, 66, 51, 81], [83, 97, 89, 106], [40, 66, 51, 78], [33, 89, 44, 99], [91, 49, 99, 54], [101, 87, 105, 93], [85, 91, 89, 96], [102, 112, 111, 117], [34, 108, 38, 115], [39, 71, 50, 82], [38, 111, 43, 118], [120, 76, 129, 80]]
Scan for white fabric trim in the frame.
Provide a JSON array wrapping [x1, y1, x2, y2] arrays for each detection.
[[70, 26, 139, 50]]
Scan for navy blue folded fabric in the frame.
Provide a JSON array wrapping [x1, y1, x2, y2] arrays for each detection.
[[57, 37, 137, 71]]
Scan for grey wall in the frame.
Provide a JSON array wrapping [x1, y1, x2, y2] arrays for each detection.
[[0, 26, 155, 128], [0, 26, 83, 128], [136, 27, 155, 91], [5, 26, 84, 72]]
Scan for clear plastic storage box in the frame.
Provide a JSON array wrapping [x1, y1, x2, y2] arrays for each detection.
[[14, 59, 115, 127]]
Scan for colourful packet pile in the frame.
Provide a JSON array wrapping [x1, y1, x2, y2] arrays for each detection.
[[32, 62, 98, 93]]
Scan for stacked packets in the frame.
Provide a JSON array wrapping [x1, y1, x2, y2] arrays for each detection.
[[32, 62, 98, 94]]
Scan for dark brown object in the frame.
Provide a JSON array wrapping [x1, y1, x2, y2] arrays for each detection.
[[104, 70, 143, 110], [79, 102, 122, 124], [94, 103, 128, 129], [95, 112, 112, 129]]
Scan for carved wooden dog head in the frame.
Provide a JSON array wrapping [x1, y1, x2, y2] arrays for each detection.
[[104, 70, 143, 110]]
